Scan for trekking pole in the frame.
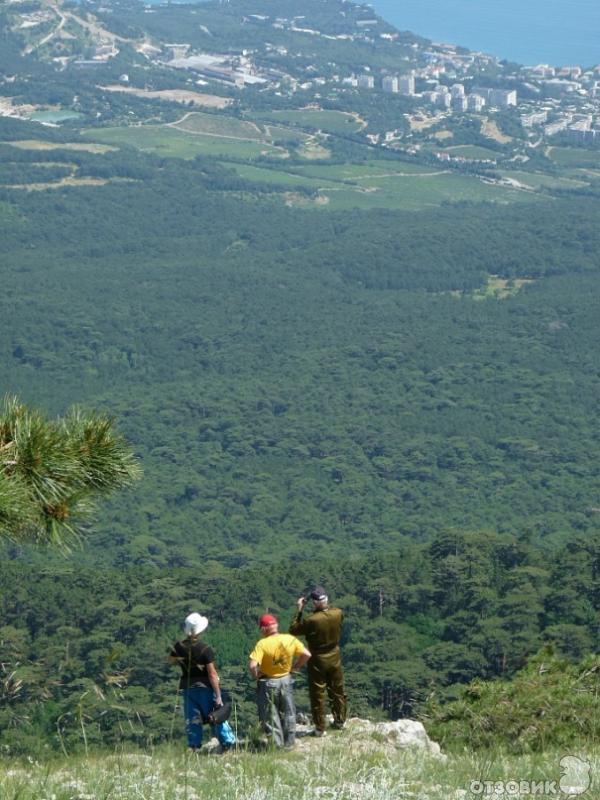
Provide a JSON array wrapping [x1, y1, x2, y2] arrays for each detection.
[[169, 687, 180, 743], [233, 700, 239, 752]]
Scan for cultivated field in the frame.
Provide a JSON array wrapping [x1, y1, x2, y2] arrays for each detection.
[[226, 163, 342, 191], [442, 144, 502, 160], [548, 146, 600, 167], [294, 160, 439, 179], [256, 109, 365, 135], [498, 170, 589, 190], [172, 112, 265, 140], [84, 125, 285, 159], [224, 159, 543, 211]]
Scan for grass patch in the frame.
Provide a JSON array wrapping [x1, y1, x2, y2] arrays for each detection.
[[256, 109, 364, 135], [226, 160, 545, 211], [223, 163, 341, 190], [321, 172, 542, 212], [294, 160, 439, 180], [548, 147, 600, 167], [173, 112, 265, 140], [83, 126, 284, 159], [471, 274, 535, 300], [498, 170, 589, 190], [0, 742, 596, 800]]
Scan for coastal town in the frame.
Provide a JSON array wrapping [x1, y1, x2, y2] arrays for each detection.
[[348, 51, 600, 148], [139, 11, 600, 151], [2, 0, 600, 159]]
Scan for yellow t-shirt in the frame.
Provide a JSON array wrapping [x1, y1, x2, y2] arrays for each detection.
[[249, 633, 306, 678]]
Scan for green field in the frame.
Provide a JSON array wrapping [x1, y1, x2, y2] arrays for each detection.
[[256, 109, 364, 134], [223, 163, 342, 190], [548, 146, 600, 167], [224, 159, 542, 211], [261, 124, 308, 145], [294, 160, 438, 180], [442, 144, 502, 160], [83, 125, 284, 159], [499, 170, 589, 190], [322, 172, 539, 211], [173, 112, 266, 140]]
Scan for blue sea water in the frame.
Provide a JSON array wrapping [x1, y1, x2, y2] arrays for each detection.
[[370, 0, 600, 67]]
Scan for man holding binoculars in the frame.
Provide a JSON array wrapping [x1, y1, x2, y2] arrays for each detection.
[[289, 585, 347, 737]]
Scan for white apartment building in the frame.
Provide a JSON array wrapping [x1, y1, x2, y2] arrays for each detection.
[[452, 95, 468, 112], [489, 89, 517, 107], [382, 75, 399, 93], [358, 74, 375, 89], [467, 93, 486, 112], [521, 110, 548, 127], [398, 74, 415, 95]]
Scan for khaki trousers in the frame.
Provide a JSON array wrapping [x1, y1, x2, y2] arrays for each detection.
[[307, 648, 347, 732]]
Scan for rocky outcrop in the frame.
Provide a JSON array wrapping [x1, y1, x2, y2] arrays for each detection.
[[344, 717, 445, 758]]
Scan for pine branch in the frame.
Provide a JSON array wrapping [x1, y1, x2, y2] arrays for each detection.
[[0, 396, 142, 548]]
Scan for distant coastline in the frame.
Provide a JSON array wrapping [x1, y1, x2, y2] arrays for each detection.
[[370, 0, 600, 67]]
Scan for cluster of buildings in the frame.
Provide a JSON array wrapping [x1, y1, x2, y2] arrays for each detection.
[[9, 0, 600, 151], [346, 43, 600, 148], [422, 84, 516, 112], [353, 70, 517, 113], [166, 47, 271, 87], [516, 63, 600, 144], [536, 112, 600, 143], [71, 43, 119, 69]]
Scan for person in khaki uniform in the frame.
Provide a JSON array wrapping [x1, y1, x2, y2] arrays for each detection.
[[289, 586, 347, 736]]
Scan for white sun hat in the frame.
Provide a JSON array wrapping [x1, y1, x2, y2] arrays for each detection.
[[184, 612, 209, 636]]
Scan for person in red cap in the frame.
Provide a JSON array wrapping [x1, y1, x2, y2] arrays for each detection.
[[289, 586, 346, 736], [248, 614, 311, 748]]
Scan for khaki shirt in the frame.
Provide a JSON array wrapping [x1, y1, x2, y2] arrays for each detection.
[[289, 606, 343, 654]]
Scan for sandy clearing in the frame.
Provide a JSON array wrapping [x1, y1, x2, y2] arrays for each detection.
[[6, 176, 110, 191], [297, 136, 331, 160], [100, 86, 231, 108], [354, 170, 450, 179], [7, 140, 118, 153], [481, 118, 512, 143], [408, 115, 441, 131]]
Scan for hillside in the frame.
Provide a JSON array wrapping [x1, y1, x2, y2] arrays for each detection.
[[0, 0, 599, 759]]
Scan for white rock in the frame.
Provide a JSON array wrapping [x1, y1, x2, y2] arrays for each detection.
[[346, 717, 445, 758]]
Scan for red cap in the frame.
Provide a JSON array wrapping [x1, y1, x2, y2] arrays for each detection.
[[259, 614, 278, 628]]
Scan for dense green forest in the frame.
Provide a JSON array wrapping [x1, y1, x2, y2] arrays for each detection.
[[1, 531, 597, 754], [0, 0, 599, 757], [1, 138, 599, 566]]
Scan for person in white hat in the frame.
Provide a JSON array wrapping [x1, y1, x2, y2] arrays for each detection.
[[169, 612, 236, 751]]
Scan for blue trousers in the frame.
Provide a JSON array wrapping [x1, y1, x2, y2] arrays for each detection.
[[182, 687, 236, 749]]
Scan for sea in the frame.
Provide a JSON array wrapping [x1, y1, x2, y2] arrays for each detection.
[[370, 0, 600, 67]]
